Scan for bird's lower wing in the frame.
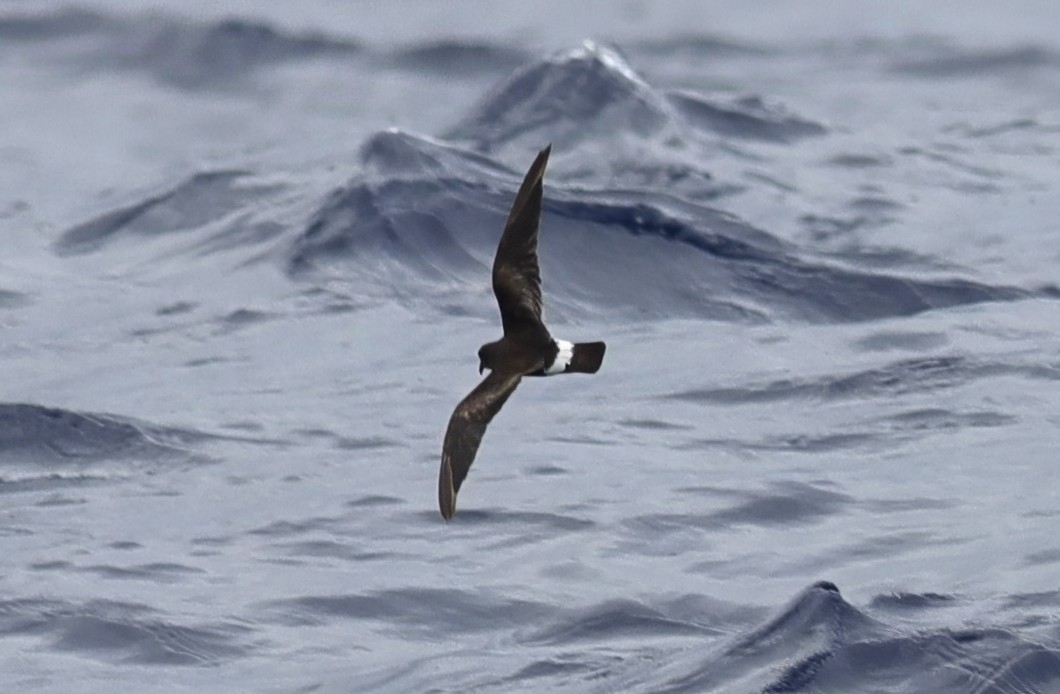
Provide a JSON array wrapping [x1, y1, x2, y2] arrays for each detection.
[[439, 370, 523, 520]]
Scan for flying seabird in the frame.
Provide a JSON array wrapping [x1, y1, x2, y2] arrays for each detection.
[[438, 145, 606, 520]]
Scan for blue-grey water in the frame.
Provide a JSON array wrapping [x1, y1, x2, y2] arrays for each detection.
[[3, 2, 1060, 692]]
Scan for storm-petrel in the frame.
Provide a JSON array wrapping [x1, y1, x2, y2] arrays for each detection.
[[438, 145, 606, 520]]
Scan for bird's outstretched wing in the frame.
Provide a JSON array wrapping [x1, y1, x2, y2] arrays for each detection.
[[438, 370, 523, 520], [492, 145, 551, 337]]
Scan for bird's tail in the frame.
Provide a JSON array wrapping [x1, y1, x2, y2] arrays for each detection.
[[568, 341, 606, 374]]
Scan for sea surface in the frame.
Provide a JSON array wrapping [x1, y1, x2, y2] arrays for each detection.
[[2, 2, 1060, 692]]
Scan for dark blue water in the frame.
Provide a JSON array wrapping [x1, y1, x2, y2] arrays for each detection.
[[2, 3, 1060, 692]]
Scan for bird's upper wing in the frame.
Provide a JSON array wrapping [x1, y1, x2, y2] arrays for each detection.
[[438, 370, 523, 520], [492, 145, 551, 337]]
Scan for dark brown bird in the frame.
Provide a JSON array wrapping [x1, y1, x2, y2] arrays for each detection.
[[438, 145, 606, 520]]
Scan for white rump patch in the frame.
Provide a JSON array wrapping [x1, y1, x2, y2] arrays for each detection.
[[544, 339, 574, 375]]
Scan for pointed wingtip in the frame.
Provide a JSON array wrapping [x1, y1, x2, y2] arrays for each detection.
[[538, 144, 552, 180], [440, 497, 456, 522], [501, 146, 551, 231], [532, 145, 551, 175], [532, 144, 551, 171]]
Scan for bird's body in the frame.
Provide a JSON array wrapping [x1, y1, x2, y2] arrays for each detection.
[[438, 146, 606, 520]]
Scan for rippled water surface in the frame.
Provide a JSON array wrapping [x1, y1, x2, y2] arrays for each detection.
[[3, 2, 1060, 692]]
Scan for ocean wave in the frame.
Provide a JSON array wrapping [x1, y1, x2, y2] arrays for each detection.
[[892, 42, 1060, 78], [627, 481, 852, 532], [0, 403, 203, 468], [288, 130, 1037, 323], [667, 91, 827, 142], [631, 34, 771, 59], [789, 626, 1060, 694], [615, 582, 1060, 694], [525, 599, 723, 645], [445, 40, 824, 196], [108, 15, 358, 89], [680, 406, 1017, 455], [667, 354, 1060, 404], [448, 41, 675, 152], [0, 597, 252, 665], [0, 7, 108, 41], [0, 288, 31, 309], [869, 591, 960, 611], [54, 170, 286, 260], [256, 587, 550, 634], [387, 40, 530, 76], [0, 7, 359, 89], [443, 41, 748, 198]]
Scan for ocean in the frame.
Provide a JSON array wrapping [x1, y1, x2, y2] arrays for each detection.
[[2, 2, 1060, 691]]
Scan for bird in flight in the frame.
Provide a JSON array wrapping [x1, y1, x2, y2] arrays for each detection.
[[438, 145, 606, 520]]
